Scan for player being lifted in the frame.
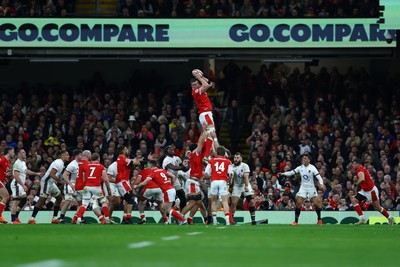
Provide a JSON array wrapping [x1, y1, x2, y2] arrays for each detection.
[[279, 153, 325, 226], [191, 68, 216, 160]]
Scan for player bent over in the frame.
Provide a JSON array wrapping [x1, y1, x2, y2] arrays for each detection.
[[134, 160, 186, 225], [76, 153, 111, 224], [351, 158, 394, 226], [279, 153, 325, 226]]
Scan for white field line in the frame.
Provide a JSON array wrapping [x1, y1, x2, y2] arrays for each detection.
[[17, 259, 65, 267], [186, 232, 203, 235], [128, 241, 155, 249], [161, 235, 180, 241]]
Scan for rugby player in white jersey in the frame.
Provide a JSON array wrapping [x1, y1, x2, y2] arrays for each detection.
[[279, 153, 325, 225], [11, 149, 41, 224], [230, 152, 256, 225], [104, 160, 120, 221], [162, 145, 188, 211], [28, 150, 70, 224], [59, 150, 82, 224]]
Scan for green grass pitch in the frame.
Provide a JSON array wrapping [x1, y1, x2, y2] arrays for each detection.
[[1, 224, 398, 267]]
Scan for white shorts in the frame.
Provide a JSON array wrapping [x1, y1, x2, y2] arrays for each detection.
[[185, 178, 201, 195], [199, 111, 214, 127], [210, 180, 229, 197], [232, 185, 253, 198], [164, 188, 176, 203], [40, 177, 60, 198], [103, 182, 120, 197], [116, 180, 132, 196], [82, 186, 104, 201], [358, 186, 380, 202], [296, 186, 318, 200], [11, 181, 26, 198], [143, 187, 163, 202]]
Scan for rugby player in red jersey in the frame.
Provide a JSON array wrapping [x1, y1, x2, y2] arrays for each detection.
[[351, 158, 394, 226], [76, 153, 111, 224], [205, 146, 233, 225], [191, 68, 216, 159], [134, 160, 186, 225], [0, 147, 15, 223]]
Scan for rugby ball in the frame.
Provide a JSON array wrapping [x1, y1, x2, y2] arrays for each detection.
[[192, 69, 203, 77]]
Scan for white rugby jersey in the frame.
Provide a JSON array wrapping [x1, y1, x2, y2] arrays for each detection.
[[42, 159, 65, 181], [107, 161, 118, 178], [231, 162, 250, 187], [65, 160, 79, 183], [162, 155, 182, 187], [13, 159, 28, 184], [283, 164, 322, 188]]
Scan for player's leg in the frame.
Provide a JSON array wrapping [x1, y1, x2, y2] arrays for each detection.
[[51, 186, 63, 224], [245, 194, 256, 225], [311, 189, 323, 225], [10, 182, 24, 223], [0, 186, 10, 223], [220, 195, 230, 225], [352, 191, 367, 225], [369, 187, 394, 226], [28, 196, 46, 224], [118, 181, 134, 224], [293, 196, 305, 225]]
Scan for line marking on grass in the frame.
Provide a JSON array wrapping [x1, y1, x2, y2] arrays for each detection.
[[17, 259, 65, 267], [162, 235, 180, 241], [216, 227, 227, 229], [186, 232, 203, 235], [128, 241, 155, 249]]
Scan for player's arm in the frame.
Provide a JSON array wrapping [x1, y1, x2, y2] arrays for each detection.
[[356, 172, 365, 185], [228, 164, 234, 183], [107, 172, 116, 183], [244, 171, 250, 192], [279, 168, 296, 177], [102, 169, 111, 194], [167, 172, 176, 184], [13, 169, 27, 192], [204, 163, 211, 179], [50, 168, 62, 183], [62, 170, 75, 191], [26, 169, 41, 177], [315, 172, 325, 191], [165, 163, 186, 172], [133, 177, 151, 189], [132, 174, 142, 185], [196, 130, 207, 154], [193, 70, 213, 93]]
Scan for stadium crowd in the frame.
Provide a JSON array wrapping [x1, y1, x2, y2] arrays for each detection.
[[0, 60, 399, 224], [0, 0, 379, 18]]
